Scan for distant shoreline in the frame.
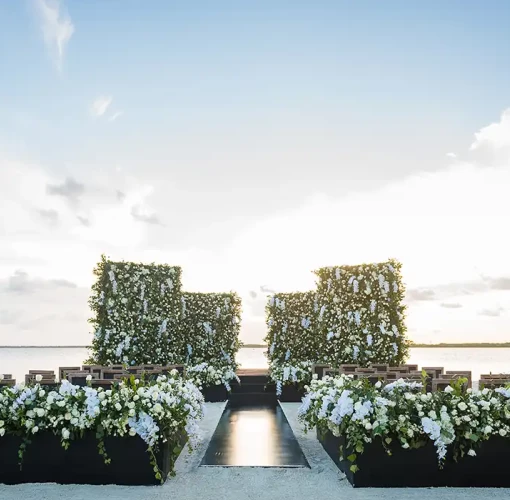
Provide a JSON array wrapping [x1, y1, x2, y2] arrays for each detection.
[[1, 343, 509, 349]]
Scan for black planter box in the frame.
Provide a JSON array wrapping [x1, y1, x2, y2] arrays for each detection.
[[201, 384, 228, 402], [317, 428, 510, 488], [278, 383, 306, 402], [0, 431, 185, 485]]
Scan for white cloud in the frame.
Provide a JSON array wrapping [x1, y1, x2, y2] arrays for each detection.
[[446, 152, 457, 159], [471, 108, 510, 151], [90, 96, 113, 117], [33, 0, 75, 71], [108, 111, 123, 122]]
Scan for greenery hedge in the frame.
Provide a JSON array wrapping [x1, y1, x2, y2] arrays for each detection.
[[180, 292, 242, 369], [88, 257, 242, 380], [265, 259, 409, 382], [89, 256, 182, 365]]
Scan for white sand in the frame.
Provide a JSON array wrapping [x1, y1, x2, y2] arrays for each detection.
[[0, 402, 508, 500]]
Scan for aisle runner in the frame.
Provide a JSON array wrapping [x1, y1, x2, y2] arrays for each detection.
[[200, 403, 309, 467]]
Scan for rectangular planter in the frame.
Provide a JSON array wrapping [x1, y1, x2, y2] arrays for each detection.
[[201, 384, 228, 402], [278, 383, 306, 403], [316, 428, 510, 487], [0, 431, 185, 485]]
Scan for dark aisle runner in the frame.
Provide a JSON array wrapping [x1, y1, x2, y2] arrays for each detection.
[[200, 403, 309, 467]]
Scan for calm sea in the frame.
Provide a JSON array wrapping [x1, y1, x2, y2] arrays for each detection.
[[0, 347, 509, 385]]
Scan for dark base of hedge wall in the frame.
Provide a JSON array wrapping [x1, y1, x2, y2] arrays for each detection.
[[317, 428, 510, 488], [278, 383, 306, 403], [0, 432, 185, 485], [201, 384, 228, 402]]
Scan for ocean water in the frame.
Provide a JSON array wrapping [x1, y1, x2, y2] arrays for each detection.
[[0, 347, 509, 385]]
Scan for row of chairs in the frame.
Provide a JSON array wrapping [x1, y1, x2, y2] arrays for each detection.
[[312, 363, 508, 391], [0, 364, 186, 388]]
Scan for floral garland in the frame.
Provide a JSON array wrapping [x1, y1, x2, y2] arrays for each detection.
[[299, 374, 510, 472], [268, 361, 313, 396], [0, 372, 204, 481]]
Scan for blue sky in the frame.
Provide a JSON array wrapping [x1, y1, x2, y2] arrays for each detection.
[[1, 1, 510, 345]]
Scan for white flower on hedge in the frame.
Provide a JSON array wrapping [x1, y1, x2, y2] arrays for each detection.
[[327, 332, 334, 341], [366, 334, 373, 346]]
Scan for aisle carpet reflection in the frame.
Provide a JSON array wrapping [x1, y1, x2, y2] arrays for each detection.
[[201, 403, 309, 467]]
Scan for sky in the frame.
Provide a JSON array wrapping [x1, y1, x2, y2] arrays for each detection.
[[1, 0, 510, 346]]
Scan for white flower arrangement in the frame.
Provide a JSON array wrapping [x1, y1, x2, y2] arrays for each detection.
[[0, 372, 205, 481], [268, 361, 313, 396], [186, 362, 240, 391], [299, 374, 510, 473]]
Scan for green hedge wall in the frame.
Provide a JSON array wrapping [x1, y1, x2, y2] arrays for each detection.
[[264, 292, 326, 366], [265, 259, 409, 374], [88, 257, 242, 370], [180, 292, 242, 368], [314, 259, 408, 366], [89, 256, 182, 365]]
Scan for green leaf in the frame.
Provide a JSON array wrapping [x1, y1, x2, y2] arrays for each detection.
[[347, 453, 357, 462], [350, 465, 359, 473]]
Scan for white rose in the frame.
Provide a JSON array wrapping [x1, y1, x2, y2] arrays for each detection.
[[32, 426, 39, 434], [499, 429, 507, 437], [375, 381, 382, 389], [47, 396, 54, 405], [129, 409, 135, 417], [484, 425, 492, 434], [458, 402, 468, 411], [39, 390, 46, 397], [444, 386, 454, 393], [35, 374, 43, 382], [65, 412, 71, 420], [86, 375, 92, 382], [129, 428, 137, 436], [0, 429, 5, 437], [36, 408, 45, 417], [467, 449, 476, 457], [115, 403, 122, 411], [62, 429, 70, 440]]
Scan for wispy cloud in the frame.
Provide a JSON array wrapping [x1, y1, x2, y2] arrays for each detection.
[[446, 152, 457, 159], [108, 111, 123, 122], [46, 176, 85, 203], [91, 96, 113, 117], [478, 307, 505, 317], [130, 205, 163, 225], [33, 0, 75, 71]]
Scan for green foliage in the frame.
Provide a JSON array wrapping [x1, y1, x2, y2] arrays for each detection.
[[88, 255, 182, 365], [265, 259, 409, 369], [180, 291, 242, 368], [88, 256, 242, 372]]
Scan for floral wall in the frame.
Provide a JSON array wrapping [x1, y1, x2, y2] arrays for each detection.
[[89, 257, 242, 371], [89, 256, 182, 365], [180, 292, 242, 369], [265, 259, 409, 375]]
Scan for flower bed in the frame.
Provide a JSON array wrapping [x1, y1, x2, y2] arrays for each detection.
[[186, 362, 238, 402], [299, 375, 510, 487], [0, 372, 204, 485]]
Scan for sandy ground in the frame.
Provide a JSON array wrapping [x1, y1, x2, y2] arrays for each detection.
[[0, 402, 509, 500]]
